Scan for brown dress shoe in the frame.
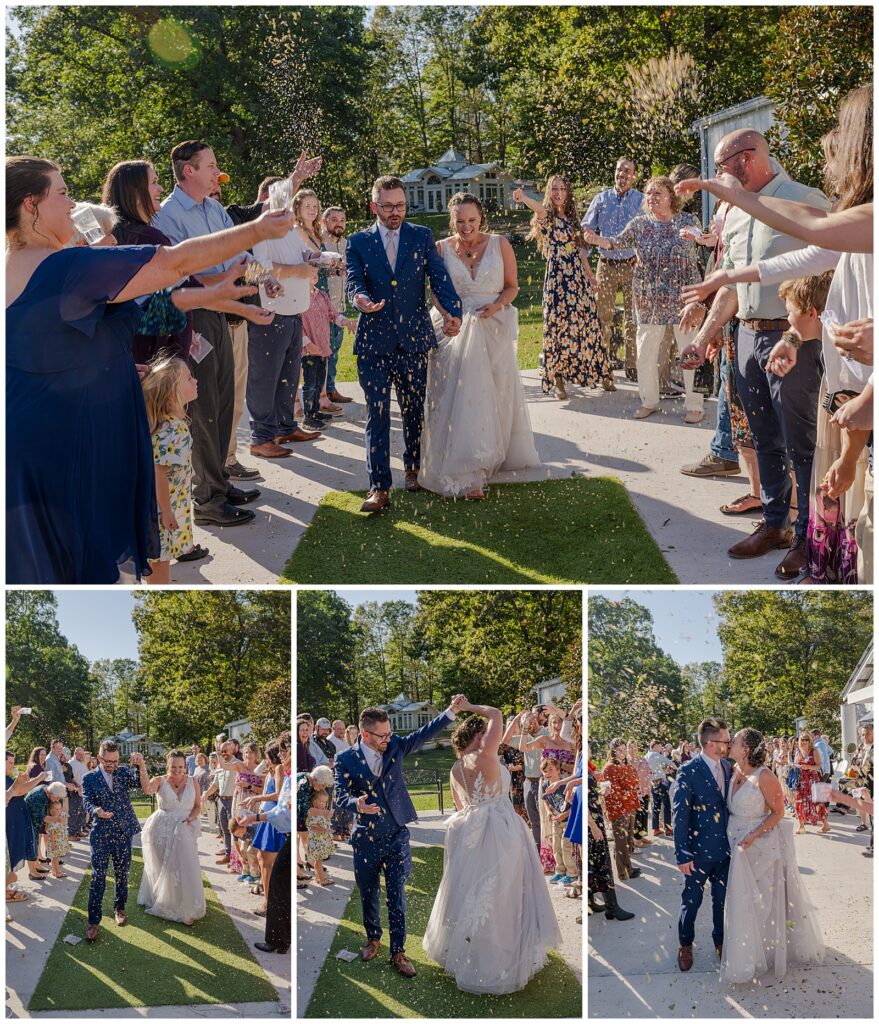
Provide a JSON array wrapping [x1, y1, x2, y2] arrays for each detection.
[[775, 534, 807, 579], [390, 952, 417, 978], [114, 911, 127, 926], [85, 924, 99, 942], [360, 490, 390, 513], [728, 521, 792, 559], [274, 428, 320, 443], [716, 943, 723, 958], [250, 442, 293, 459], [404, 470, 421, 492], [361, 939, 381, 962], [678, 945, 694, 971], [216, 854, 230, 865], [329, 390, 353, 403]]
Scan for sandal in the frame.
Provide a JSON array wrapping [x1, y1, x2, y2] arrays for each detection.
[[176, 543, 210, 562], [297, 880, 308, 889], [720, 493, 762, 516], [6, 889, 28, 902], [250, 884, 264, 895]]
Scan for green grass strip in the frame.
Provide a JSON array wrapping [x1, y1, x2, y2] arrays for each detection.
[[281, 477, 677, 585], [28, 849, 278, 1011], [304, 844, 581, 1019]]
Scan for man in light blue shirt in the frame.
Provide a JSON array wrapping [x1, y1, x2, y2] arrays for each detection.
[[185, 744, 200, 776], [45, 738, 66, 784], [811, 730, 831, 776], [152, 140, 261, 528], [581, 157, 643, 380]]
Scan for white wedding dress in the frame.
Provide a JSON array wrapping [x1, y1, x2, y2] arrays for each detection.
[[722, 766, 824, 984], [138, 777, 206, 923], [422, 758, 561, 994], [418, 234, 541, 496]]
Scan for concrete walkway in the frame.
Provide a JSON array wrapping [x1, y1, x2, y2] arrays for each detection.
[[296, 809, 582, 1016], [172, 368, 781, 585], [5, 822, 289, 1018], [588, 810, 873, 1018]]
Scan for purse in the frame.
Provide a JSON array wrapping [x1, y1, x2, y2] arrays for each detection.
[[786, 765, 801, 790]]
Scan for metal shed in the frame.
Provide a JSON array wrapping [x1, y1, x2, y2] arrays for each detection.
[[690, 95, 777, 225]]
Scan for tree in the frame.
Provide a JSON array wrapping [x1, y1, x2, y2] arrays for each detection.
[[247, 677, 292, 746], [296, 590, 359, 722]]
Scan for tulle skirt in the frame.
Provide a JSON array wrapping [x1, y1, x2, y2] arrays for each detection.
[[138, 809, 206, 923], [423, 796, 561, 994], [722, 815, 824, 984]]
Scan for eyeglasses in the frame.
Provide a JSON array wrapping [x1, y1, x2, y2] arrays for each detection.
[[715, 147, 756, 171], [707, 738, 730, 746], [376, 202, 406, 213], [364, 729, 392, 741]]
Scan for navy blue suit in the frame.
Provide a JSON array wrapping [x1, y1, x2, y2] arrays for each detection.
[[82, 766, 141, 925], [334, 711, 452, 953], [346, 221, 462, 491], [672, 754, 732, 949]]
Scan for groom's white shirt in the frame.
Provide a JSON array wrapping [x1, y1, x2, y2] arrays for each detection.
[[698, 750, 723, 791], [100, 766, 114, 792]]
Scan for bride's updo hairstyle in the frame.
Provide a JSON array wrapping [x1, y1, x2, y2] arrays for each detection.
[[166, 749, 187, 769], [738, 728, 769, 768], [448, 191, 488, 236], [451, 714, 486, 757]]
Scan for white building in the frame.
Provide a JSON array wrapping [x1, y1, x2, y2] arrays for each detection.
[[379, 693, 445, 734], [840, 642, 873, 758], [400, 147, 527, 213], [225, 718, 254, 744], [100, 726, 164, 757], [532, 676, 568, 707]]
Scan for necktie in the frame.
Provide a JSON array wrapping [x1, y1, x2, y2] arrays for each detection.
[[385, 230, 397, 271], [715, 763, 722, 792]]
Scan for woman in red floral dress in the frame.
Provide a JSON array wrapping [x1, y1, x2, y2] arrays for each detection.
[[793, 733, 831, 833]]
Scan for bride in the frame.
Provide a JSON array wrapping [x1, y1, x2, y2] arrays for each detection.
[[136, 749, 206, 926], [418, 193, 540, 500], [423, 700, 560, 994], [723, 728, 824, 984]]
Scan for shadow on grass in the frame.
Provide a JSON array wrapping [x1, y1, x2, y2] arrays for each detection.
[[27, 850, 278, 1012], [305, 845, 581, 1019], [281, 477, 678, 585]]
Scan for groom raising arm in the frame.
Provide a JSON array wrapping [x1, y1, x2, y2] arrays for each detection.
[[333, 694, 467, 978]]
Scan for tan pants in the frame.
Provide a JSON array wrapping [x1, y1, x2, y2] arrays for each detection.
[[226, 319, 249, 465], [856, 463, 873, 583], [636, 324, 703, 412], [610, 811, 635, 876], [551, 818, 578, 876], [595, 257, 636, 369], [658, 326, 680, 390]]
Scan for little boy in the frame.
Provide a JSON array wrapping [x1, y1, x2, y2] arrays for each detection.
[[299, 284, 358, 432], [540, 757, 577, 885]]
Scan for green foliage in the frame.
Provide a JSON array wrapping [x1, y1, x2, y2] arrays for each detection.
[[246, 676, 292, 745], [764, 6, 873, 189], [296, 590, 360, 722]]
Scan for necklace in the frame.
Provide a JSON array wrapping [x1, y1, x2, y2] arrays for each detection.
[[455, 233, 483, 260]]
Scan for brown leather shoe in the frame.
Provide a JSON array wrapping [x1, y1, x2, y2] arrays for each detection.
[[404, 470, 421, 492], [390, 951, 417, 978], [728, 521, 792, 559], [114, 910, 127, 926], [361, 939, 380, 962], [274, 428, 320, 443], [250, 442, 293, 459], [85, 924, 99, 942], [678, 945, 694, 971], [360, 489, 390, 513], [329, 390, 353, 404], [216, 854, 230, 865], [775, 533, 807, 579], [716, 943, 723, 959]]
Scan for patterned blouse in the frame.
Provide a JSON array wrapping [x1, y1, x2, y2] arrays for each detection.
[[152, 416, 193, 561], [604, 212, 702, 325], [598, 762, 641, 821]]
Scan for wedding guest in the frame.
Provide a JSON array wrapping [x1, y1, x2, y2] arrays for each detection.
[[345, 724, 359, 749], [229, 741, 264, 881], [299, 281, 357, 432], [186, 744, 200, 776], [541, 757, 577, 884], [59, 748, 82, 839], [327, 720, 351, 756], [44, 739, 65, 784], [26, 747, 47, 782], [812, 729, 832, 780], [626, 740, 653, 847], [311, 720, 336, 764], [581, 156, 643, 382], [213, 737, 241, 867], [515, 178, 608, 399], [794, 733, 831, 834], [598, 738, 641, 880], [588, 766, 634, 921], [584, 176, 704, 423], [67, 747, 89, 839], [5, 752, 47, 886], [306, 789, 335, 886], [43, 783, 70, 878], [249, 739, 286, 915], [297, 764, 334, 886], [296, 719, 316, 772], [321, 206, 352, 406], [647, 740, 673, 836], [507, 711, 549, 852]]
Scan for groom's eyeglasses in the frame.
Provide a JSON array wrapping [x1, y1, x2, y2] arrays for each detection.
[[364, 729, 392, 741], [377, 202, 406, 213]]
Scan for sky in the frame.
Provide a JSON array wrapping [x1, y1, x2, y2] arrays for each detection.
[[54, 591, 139, 664], [589, 590, 723, 666], [330, 589, 419, 611]]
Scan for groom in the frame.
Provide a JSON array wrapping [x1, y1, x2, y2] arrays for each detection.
[[346, 175, 463, 513], [672, 718, 732, 972], [334, 695, 467, 977], [81, 742, 144, 941]]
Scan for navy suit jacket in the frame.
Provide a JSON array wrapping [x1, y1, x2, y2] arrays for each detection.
[[345, 221, 462, 357], [672, 755, 732, 865], [82, 766, 142, 840], [334, 711, 452, 832]]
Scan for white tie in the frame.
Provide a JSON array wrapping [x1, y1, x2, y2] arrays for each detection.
[[385, 229, 397, 271]]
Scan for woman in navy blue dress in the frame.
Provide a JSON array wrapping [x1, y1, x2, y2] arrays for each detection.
[[6, 157, 296, 583]]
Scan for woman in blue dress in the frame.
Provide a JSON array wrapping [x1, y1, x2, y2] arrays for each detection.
[[248, 741, 286, 916], [6, 156, 296, 583], [563, 708, 583, 902]]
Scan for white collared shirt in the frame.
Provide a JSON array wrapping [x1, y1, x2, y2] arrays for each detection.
[[700, 751, 723, 790], [375, 219, 400, 252], [359, 738, 384, 777], [101, 766, 115, 792]]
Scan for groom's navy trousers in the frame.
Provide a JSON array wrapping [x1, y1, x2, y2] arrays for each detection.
[[352, 816, 413, 955], [88, 828, 133, 925], [678, 857, 729, 948]]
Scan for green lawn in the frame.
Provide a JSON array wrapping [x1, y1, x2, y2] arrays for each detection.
[[304, 844, 581, 1019], [281, 477, 677, 585], [404, 744, 456, 813], [28, 849, 278, 1012]]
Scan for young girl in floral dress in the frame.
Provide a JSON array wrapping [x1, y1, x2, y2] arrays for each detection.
[[141, 356, 199, 584], [43, 782, 70, 878]]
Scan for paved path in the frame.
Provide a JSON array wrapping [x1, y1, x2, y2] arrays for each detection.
[[173, 368, 779, 585], [588, 809, 873, 1018], [296, 809, 582, 1016], [5, 822, 289, 1018]]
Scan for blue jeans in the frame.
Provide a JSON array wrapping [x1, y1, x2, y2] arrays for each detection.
[[326, 322, 344, 394], [651, 780, 671, 831], [246, 314, 302, 444], [301, 355, 327, 419], [710, 348, 739, 464]]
